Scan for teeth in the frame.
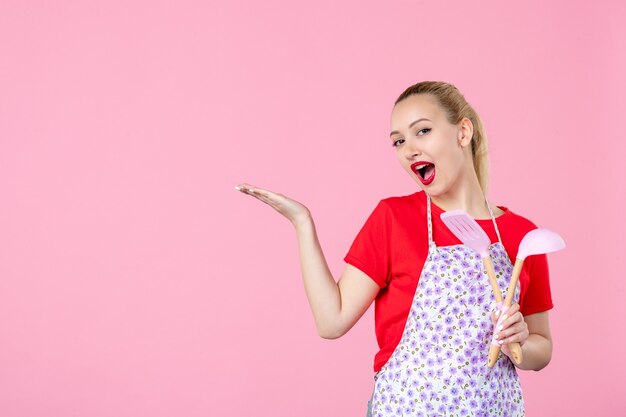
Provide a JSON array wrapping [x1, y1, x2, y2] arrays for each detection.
[[414, 163, 430, 170]]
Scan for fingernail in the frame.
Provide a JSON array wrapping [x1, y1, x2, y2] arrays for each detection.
[[501, 314, 508, 321], [249, 188, 255, 193], [494, 334, 499, 340], [498, 340, 503, 345], [234, 186, 241, 191], [498, 325, 503, 331]]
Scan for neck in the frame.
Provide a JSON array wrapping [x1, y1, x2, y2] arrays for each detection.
[[430, 168, 491, 219]]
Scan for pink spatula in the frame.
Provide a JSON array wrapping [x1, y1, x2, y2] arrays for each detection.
[[440, 210, 523, 366], [488, 228, 566, 366]]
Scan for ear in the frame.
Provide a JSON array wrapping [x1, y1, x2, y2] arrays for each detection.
[[457, 117, 474, 148]]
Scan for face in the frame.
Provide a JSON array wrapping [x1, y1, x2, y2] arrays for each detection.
[[390, 94, 474, 196]]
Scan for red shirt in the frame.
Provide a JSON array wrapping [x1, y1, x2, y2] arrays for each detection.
[[344, 191, 553, 372]]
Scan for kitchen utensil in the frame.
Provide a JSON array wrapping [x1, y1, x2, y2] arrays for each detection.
[[440, 210, 523, 365], [489, 228, 566, 366]]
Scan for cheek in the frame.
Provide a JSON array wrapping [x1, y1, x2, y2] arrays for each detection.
[[398, 157, 417, 178], [435, 141, 463, 164], [396, 153, 409, 169], [435, 152, 463, 180]]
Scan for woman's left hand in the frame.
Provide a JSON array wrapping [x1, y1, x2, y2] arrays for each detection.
[[491, 303, 529, 358]]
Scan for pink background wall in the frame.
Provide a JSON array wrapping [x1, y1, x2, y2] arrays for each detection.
[[1, 1, 624, 416]]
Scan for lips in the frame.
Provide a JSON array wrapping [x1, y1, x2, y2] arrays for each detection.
[[410, 161, 436, 185]]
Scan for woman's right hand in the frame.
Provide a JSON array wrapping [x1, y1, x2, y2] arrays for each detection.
[[235, 183, 311, 226]]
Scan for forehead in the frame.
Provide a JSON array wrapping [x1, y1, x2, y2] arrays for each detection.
[[390, 94, 446, 130]]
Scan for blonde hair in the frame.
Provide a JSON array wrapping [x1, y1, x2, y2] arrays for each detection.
[[395, 81, 490, 194]]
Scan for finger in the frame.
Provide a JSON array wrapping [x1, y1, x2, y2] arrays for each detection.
[[235, 183, 265, 194], [500, 327, 529, 346], [499, 303, 519, 320], [494, 313, 522, 339], [238, 184, 275, 198], [235, 184, 256, 195], [498, 301, 515, 317], [495, 304, 520, 327], [491, 307, 505, 325], [501, 311, 524, 331], [507, 303, 521, 314], [494, 320, 528, 343], [235, 184, 278, 206], [251, 191, 293, 216], [256, 194, 282, 210], [249, 188, 284, 206], [495, 320, 523, 339], [235, 184, 280, 204], [245, 191, 281, 210]]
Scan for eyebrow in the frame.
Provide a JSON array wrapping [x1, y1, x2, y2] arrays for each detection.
[[390, 118, 432, 137]]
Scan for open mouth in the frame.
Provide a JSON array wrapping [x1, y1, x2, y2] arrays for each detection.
[[411, 161, 436, 185]]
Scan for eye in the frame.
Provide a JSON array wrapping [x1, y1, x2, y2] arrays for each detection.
[[392, 138, 405, 147], [417, 128, 431, 136]]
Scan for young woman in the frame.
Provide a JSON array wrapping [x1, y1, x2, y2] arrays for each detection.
[[235, 81, 553, 417]]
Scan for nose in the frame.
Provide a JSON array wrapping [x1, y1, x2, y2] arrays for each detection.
[[402, 138, 421, 160]]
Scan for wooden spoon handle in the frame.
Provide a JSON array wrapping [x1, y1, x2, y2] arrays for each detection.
[[482, 257, 503, 303], [509, 342, 523, 365], [488, 258, 525, 366], [489, 342, 523, 366], [504, 259, 524, 307], [488, 344, 500, 367]]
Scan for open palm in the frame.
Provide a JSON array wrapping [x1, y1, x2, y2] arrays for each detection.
[[235, 183, 311, 226]]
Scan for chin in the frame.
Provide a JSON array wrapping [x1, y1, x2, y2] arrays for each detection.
[[415, 182, 446, 199]]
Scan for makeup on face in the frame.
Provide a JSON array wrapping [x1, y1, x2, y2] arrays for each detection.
[[390, 95, 467, 194], [411, 161, 435, 185]]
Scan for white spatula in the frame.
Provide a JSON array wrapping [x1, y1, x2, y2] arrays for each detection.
[[440, 210, 524, 366]]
